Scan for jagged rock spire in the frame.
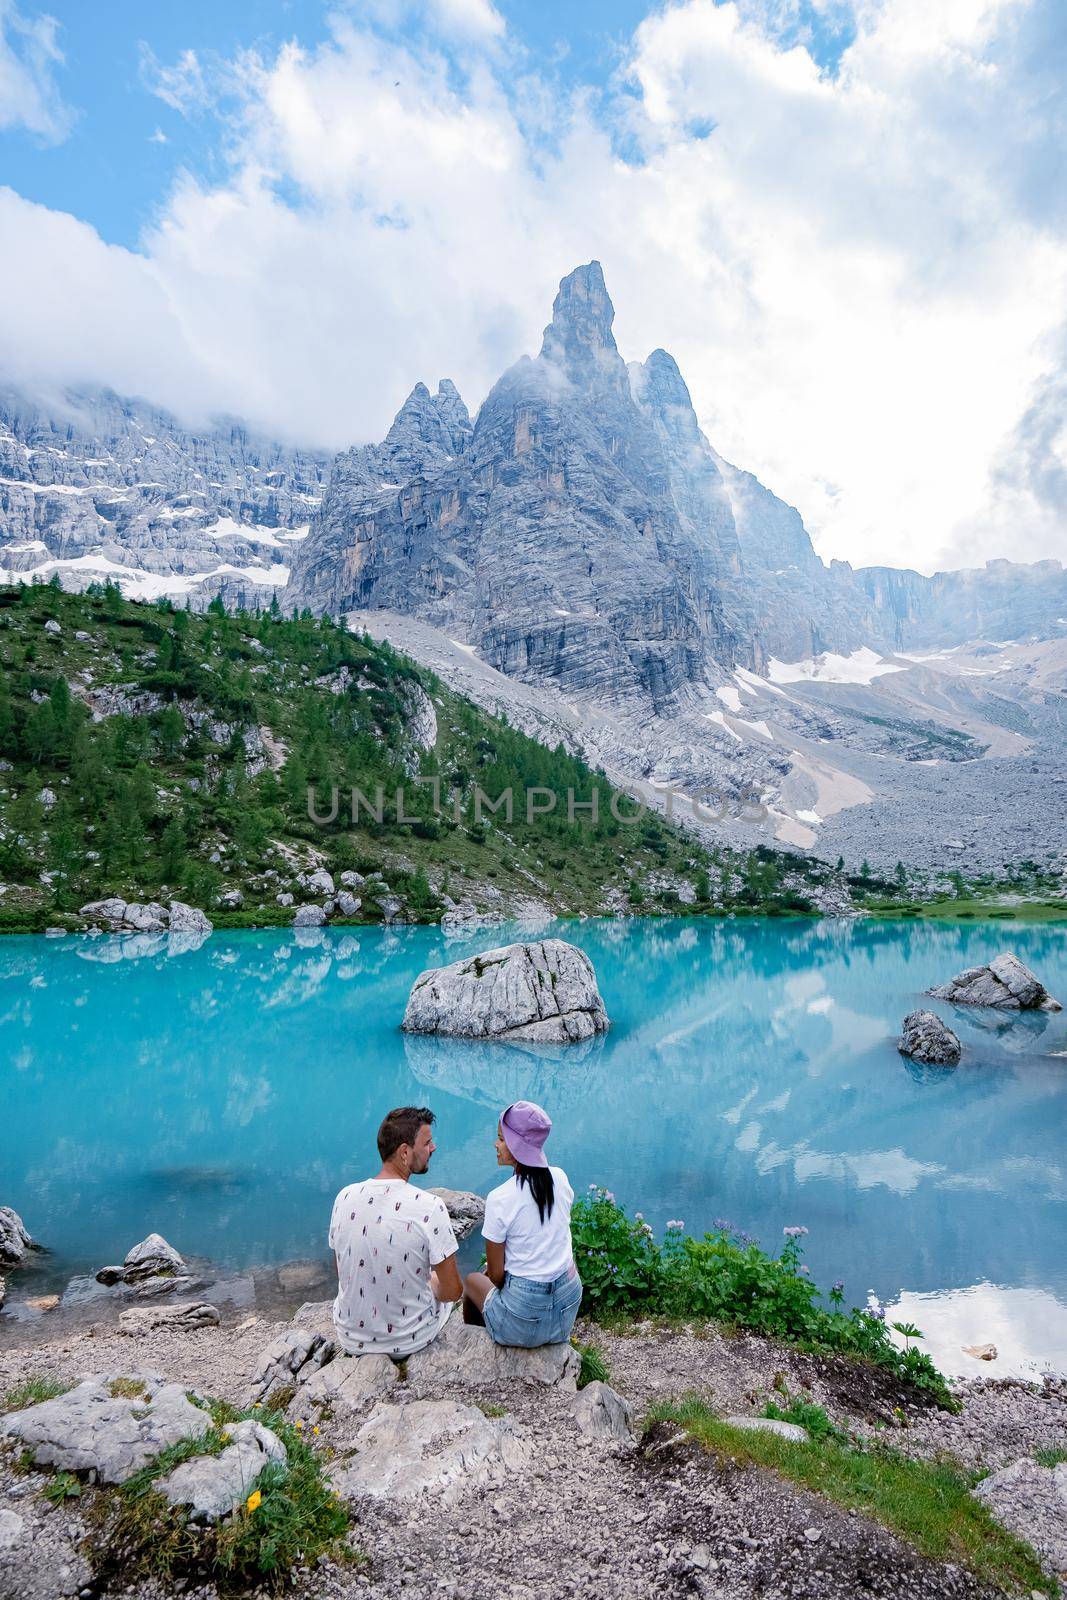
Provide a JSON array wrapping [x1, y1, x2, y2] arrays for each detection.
[[539, 261, 626, 392]]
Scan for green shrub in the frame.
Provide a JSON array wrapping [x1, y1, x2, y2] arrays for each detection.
[[3, 1376, 70, 1413], [570, 1192, 957, 1410]]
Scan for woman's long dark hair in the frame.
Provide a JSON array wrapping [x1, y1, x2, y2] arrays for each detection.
[[515, 1162, 555, 1224]]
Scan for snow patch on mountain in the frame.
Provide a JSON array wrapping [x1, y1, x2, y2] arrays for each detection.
[[768, 647, 905, 686]]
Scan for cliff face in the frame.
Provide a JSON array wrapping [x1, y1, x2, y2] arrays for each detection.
[[0, 386, 329, 607], [289, 263, 745, 709]]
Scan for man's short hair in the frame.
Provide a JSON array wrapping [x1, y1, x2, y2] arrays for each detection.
[[377, 1105, 435, 1162]]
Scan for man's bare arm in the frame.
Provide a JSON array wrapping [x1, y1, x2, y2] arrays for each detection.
[[431, 1252, 464, 1303]]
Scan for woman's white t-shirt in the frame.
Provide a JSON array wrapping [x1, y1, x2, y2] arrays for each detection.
[[482, 1165, 574, 1282]]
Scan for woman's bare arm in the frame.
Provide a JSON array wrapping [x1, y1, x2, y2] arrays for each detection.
[[485, 1239, 506, 1289]]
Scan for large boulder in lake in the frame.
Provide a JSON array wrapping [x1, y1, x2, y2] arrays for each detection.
[[0, 1206, 37, 1267], [929, 951, 1061, 1012], [402, 939, 609, 1044], [899, 1010, 961, 1066]]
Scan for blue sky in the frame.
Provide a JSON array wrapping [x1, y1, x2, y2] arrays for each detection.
[[0, 0, 1062, 573], [0, 0, 855, 248]]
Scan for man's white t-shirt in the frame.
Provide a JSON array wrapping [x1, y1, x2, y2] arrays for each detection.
[[482, 1166, 574, 1282], [329, 1179, 458, 1356]]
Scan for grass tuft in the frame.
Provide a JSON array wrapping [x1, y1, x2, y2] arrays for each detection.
[[649, 1395, 1053, 1596], [1033, 1446, 1067, 1469], [573, 1340, 611, 1390], [3, 1376, 70, 1414], [108, 1377, 148, 1400]]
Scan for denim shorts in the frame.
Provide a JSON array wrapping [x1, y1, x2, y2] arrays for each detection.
[[482, 1264, 582, 1348]]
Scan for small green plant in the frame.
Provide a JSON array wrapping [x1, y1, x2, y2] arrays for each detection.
[[1034, 1446, 1067, 1469], [474, 1401, 507, 1418], [3, 1376, 70, 1413], [44, 1472, 83, 1504], [108, 1377, 147, 1400], [573, 1341, 611, 1390], [762, 1391, 842, 1442]]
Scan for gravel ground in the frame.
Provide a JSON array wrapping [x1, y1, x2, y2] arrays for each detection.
[[1, 1309, 1063, 1600]]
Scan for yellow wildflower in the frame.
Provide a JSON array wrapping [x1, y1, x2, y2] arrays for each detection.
[[312, 1425, 320, 1435], [294, 1419, 304, 1430], [246, 1490, 262, 1514]]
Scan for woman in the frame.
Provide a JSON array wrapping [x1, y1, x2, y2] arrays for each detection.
[[463, 1099, 582, 1347]]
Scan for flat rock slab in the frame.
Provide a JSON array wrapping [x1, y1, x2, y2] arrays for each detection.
[[898, 1010, 961, 1066], [289, 1353, 400, 1421], [406, 1316, 580, 1390], [930, 952, 1061, 1012], [159, 1419, 287, 1522], [725, 1416, 810, 1443], [572, 1381, 636, 1442], [2, 1376, 210, 1483], [119, 1301, 220, 1334], [335, 1399, 531, 1500], [402, 938, 609, 1043], [972, 1457, 1067, 1575], [427, 1188, 485, 1241]]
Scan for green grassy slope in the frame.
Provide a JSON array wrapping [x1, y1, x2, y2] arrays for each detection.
[[0, 581, 832, 931]]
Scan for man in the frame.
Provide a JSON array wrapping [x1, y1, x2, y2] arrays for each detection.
[[329, 1105, 463, 1358]]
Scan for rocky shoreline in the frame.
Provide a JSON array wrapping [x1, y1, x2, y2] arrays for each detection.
[[2, 1289, 1065, 1600]]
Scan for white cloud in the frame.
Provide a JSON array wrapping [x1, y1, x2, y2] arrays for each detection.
[[0, 0, 73, 141], [139, 44, 209, 115], [0, 0, 1064, 573]]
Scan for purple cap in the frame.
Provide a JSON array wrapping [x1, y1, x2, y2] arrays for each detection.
[[500, 1100, 552, 1168]]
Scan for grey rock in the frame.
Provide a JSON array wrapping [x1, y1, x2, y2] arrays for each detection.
[[168, 900, 212, 933], [724, 1415, 810, 1442], [118, 1301, 220, 1333], [402, 938, 608, 1044], [294, 903, 326, 928], [899, 1010, 962, 1066], [38, 787, 56, 808], [406, 1315, 580, 1390], [121, 1232, 185, 1282], [930, 952, 1062, 1012], [335, 891, 361, 917], [159, 1419, 287, 1522], [972, 1457, 1067, 1575], [0, 1274, 5, 1310], [79, 897, 128, 927], [306, 867, 335, 896], [289, 1353, 400, 1422], [378, 893, 404, 924], [0, 1510, 25, 1551], [245, 1327, 340, 1407], [2, 1376, 210, 1483], [338, 871, 365, 888], [426, 1187, 485, 1241], [333, 1399, 531, 1501], [0, 1206, 36, 1267], [572, 1381, 636, 1442], [43, 619, 61, 635], [276, 891, 294, 906]]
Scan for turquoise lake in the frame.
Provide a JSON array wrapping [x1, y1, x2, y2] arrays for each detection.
[[2, 917, 1065, 1373]]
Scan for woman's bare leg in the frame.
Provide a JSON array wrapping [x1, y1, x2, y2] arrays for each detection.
[[463, 1269, 493, 1325]]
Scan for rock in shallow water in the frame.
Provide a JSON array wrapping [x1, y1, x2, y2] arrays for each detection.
[[0, 1206, 36, 1267], [402, 938, 609, 1043], [427, 1187, 485, 1240], [929, 951, 1061, 1012], [898, 1010, 962, 1066]]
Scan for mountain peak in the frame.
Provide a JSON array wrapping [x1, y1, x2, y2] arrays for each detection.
[[539, 261, 624, 389]]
